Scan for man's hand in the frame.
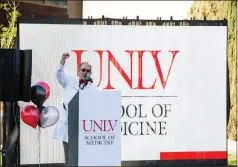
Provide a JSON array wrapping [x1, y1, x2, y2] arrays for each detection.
[[60, 53, 70, 65]]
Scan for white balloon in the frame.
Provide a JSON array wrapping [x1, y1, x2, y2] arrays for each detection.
[[40, 106, 59, 128]]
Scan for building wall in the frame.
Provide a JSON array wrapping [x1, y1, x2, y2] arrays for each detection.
[[19, 1, 68, 18], [0, 1, 68, 27]]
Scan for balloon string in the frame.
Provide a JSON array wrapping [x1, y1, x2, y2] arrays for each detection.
[[36, 127, 41, 167]]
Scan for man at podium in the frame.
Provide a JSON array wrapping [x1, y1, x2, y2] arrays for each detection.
[[52, 53, 96, 165]]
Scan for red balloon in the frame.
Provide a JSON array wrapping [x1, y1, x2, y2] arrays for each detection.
[[36, 82, 50, 99], [21, 105, 40, 128]]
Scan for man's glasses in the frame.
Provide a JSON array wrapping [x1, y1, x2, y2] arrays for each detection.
[[80, 69, 91, 73]]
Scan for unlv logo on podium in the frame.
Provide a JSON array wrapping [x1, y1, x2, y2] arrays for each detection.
[[82, 120, 118, 133], [72, 50, 180, 90]]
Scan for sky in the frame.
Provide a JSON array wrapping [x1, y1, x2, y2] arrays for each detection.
[[83, 1, 194, 20]]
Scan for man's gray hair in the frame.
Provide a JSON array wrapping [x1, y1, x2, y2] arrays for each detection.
[[78, 62, 92, 70]]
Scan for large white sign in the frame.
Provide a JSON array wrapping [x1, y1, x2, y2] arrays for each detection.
[[78, 90, 121, 166], [19, 23, 227, 164]]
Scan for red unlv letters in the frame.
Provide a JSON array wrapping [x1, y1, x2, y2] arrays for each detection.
[[72, 50, 179, 90], [82, 120, 118, 133]]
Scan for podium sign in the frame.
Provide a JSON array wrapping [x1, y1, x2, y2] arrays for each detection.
[[68, 90, 121, 166]]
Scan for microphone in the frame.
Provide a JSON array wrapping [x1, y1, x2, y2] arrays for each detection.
[[86, 76, 93, 83]]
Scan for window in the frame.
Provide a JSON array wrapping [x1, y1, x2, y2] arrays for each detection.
[[29, 0, 67, 7], [45, 0, 67, 7], [32, 0, 45, 4]]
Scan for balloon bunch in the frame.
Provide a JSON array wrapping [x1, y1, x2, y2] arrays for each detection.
[[20, 82, 59, 129]]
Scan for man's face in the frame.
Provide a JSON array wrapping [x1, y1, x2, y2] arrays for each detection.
[[78, 63, 92, 80]]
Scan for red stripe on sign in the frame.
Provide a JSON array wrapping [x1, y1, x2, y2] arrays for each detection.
[[160, 151, 227, 160]]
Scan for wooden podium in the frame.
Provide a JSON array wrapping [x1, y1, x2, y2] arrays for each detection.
[[68, 90, 121, 166]]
